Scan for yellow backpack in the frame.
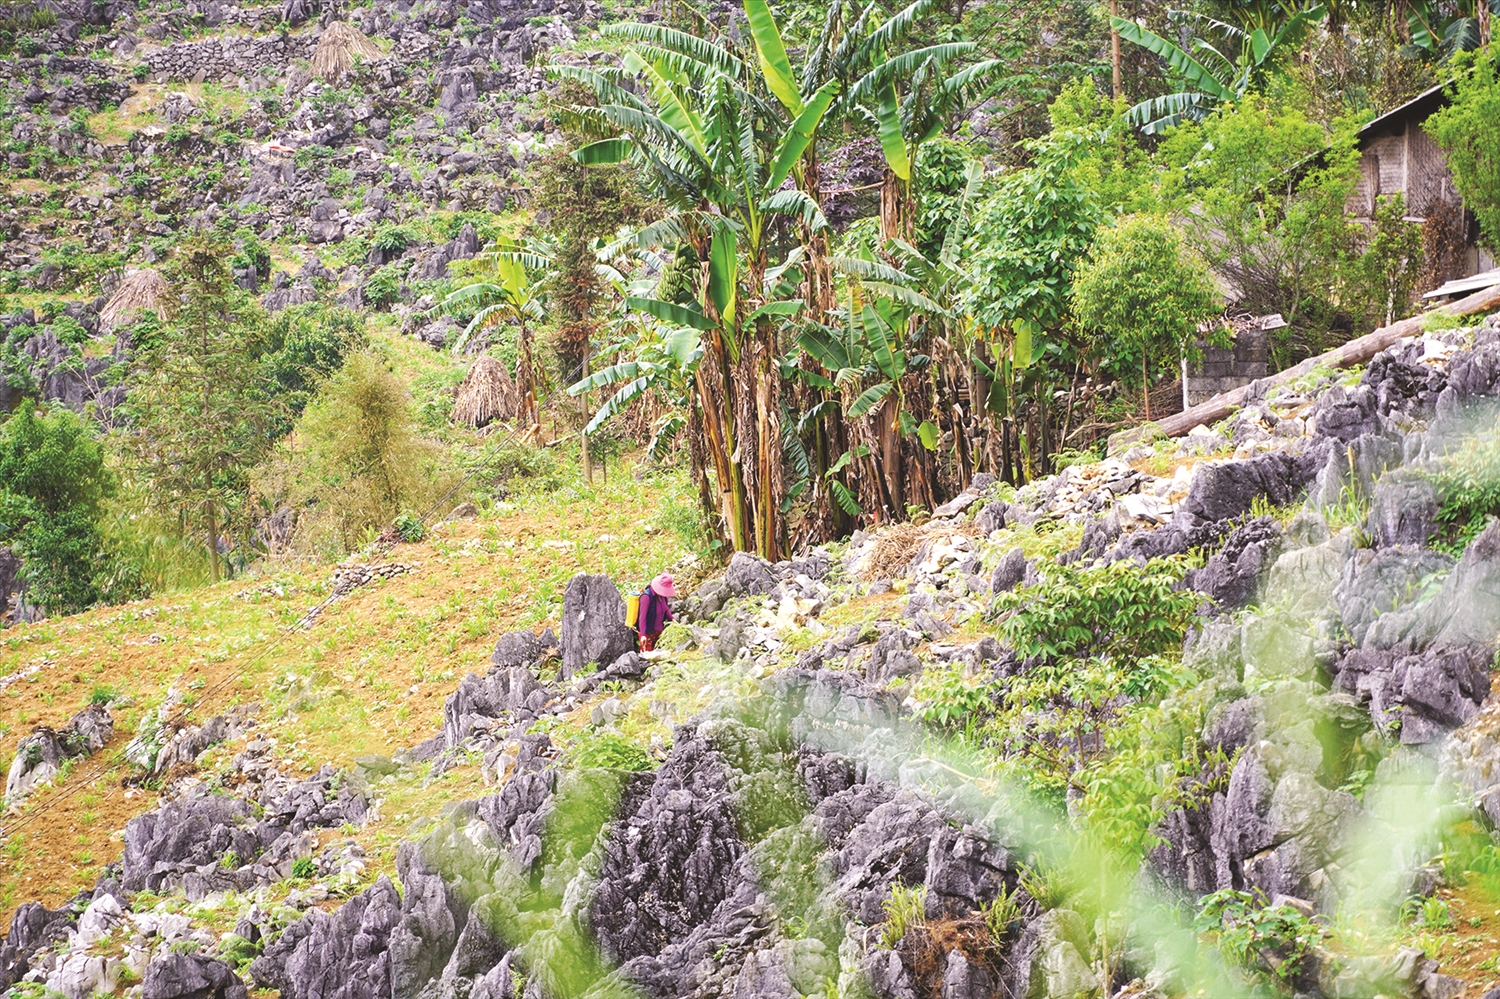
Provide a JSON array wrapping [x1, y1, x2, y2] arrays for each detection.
[[625, 592, 640, 628]]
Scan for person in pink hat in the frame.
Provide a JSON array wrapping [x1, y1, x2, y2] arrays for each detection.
[[636, 572, 676, 652]]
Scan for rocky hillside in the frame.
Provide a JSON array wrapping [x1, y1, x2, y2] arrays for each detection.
[[5, 308, 1500, 997], [1, 0, 624, 416]]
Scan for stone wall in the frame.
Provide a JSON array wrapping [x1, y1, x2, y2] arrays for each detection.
[[1183, 322, 1275, 408], [143, 32, 317, 82]]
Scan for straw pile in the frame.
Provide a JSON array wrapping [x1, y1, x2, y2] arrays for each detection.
[[100, 268, 170, 331], [311, 21, 381, 83], [452, 355, 520, 428]]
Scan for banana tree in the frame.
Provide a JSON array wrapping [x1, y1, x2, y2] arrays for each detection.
[[1112, 5, 1326, 133], [555, 31, 833, 560], [439, 236, 551, 426], [743, 0, 933, 315], [1401, 0, 1497, 57], [796, 298, 934, 521], [849, 45, 1007, 243]]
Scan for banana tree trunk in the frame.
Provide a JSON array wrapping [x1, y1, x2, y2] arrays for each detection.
[[879, 167, 915, 246], [874, 392, 904, 518], [696, 344, 750, 553]]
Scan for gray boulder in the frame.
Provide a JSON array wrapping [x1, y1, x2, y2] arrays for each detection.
[[725, 552, 779, 598], [1368, 471, 1440, 548], [560, 573, 636, 679], [5, 702, 113, 804], [142, 953, 248, 999], [250, 876, 401, 999], [491, 627, 559, 669]]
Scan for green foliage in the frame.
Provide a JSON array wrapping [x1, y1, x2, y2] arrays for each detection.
[[980, 886, 1023, 945], [121, 236, 281, 581], [253, 353, 452, 558], [0, 404, 121, 614], [993, 557, 1202, 662], [1157, 96, 1361, 357], [1351, 193, 1424, 326], [1197, 889, 1326, 990], [913, 137, 978, 260], [371, 224, 413, 255], [363, 262, 406, 310], [1427, 425, 1500, 553], [1427, 47, 1500, 252], [393, 512, 426, 542], [571, 731, 655, 772], [88, 685, 120, 705], [1071, 213, 1221, 394], [261, 303, 367, 422], [879, 883, 927, 948], [290, 857, 317, 880], [963, 129, 1104, 338]]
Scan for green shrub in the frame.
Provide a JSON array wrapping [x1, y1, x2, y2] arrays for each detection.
[[363, 263, 405, 310], [290, 857, 317, 879], [1196, 889, 1325, 990], [880, 883, 927, 948], [571, 732, 654, 772], [0, 404, 121, 614], [993, 557, 1202, 662], [1427, 47, 1500, 252], [1428, 427, 1500, 553], [393, 512, 425, 542]]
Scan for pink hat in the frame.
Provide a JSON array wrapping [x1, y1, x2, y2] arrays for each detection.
[[651, 573, 677, 598]]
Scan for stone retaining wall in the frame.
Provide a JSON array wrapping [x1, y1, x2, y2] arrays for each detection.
[[1184, 324, 1274, 408], [144, 32, 316, 82]]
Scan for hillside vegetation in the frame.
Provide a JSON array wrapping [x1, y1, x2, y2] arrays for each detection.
[[3, 1, 1500, 999]]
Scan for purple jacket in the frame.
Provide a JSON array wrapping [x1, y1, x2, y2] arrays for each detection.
[[638, 586, 674, 636]]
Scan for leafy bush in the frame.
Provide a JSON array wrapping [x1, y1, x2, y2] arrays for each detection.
[[571, 732, 654, 772], [993, 557, 1202, 662], [363, 262, 405, 310], [1197, 889, 1326, 990], [1428, 426, 1500, 553], [371, 224, 413, 255], [261, 303, 367, 421], [0, 404, 123, 614], [1427, 46, 1500, 252], [290, 857, 317, 879], [253, 353, 454, 558], [1071, 213, 1221, 409], [393, 512, 425, 543]]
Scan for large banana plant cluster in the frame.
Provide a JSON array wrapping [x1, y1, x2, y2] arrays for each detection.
[[553, 0, 1008, 555]]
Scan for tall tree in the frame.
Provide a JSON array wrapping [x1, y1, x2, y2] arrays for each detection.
[[0, 404, 116, 614], [122, 236, 279, 582]]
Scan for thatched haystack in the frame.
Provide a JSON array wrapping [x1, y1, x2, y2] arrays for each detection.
[[453, 355, 520, 428], [100, 268, 169, 331], [311, 21, 381, 83]]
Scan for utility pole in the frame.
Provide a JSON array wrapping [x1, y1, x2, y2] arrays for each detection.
[[1110, 0, 1123, 100]]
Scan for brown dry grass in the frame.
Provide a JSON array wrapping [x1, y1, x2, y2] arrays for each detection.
[[311, 21, 382, 82], [100, 268, 169, 331], [452, 355, 519, 428]]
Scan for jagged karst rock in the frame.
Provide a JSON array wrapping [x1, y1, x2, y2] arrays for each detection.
[[1369, 471, 1441, 547], [560, 573, 636, 680], [142, 953, 248, 999], [0, 899, 81, 989], [250, 875, 401, 999], [1183, 517, 1281, 609], [725, 552, 779, 598], [5, 702, 113, 804]]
